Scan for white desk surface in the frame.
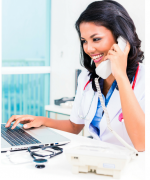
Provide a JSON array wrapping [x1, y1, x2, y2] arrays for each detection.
[[1, 128, 144, 180], [45, 105, 72, 116]]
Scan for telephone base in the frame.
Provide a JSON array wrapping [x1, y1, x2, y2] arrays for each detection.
[[65, 145, 136, 179], [72, 165, 121, 179]]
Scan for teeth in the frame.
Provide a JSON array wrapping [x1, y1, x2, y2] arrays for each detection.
[[92, 54, 103, 60]]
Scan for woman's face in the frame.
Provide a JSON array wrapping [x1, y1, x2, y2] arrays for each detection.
[[80, 22, 116, 67]]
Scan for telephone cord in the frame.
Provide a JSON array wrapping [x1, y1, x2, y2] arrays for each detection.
[[94, 77, 138, 155]]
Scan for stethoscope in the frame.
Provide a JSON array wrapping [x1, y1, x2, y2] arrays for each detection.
[[28, 145, 63, 168], [6, 145, 63, 168], [78, 65, 139, 122]]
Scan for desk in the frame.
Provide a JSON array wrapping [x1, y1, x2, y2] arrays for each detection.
[[45, 105, 72, 119], [1, 128, 145, 180]]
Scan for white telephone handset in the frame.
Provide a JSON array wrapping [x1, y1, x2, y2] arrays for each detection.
[[95, 36, 127, 79]]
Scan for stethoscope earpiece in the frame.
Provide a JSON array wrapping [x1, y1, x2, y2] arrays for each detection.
[[33, 158, 47, 169]]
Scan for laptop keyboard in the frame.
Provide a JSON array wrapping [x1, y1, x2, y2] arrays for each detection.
[[1, 124, 41, 146]]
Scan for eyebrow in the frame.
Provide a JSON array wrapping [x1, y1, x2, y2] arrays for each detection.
[[81, 33, 99, 39]]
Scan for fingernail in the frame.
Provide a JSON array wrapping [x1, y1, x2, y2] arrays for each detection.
[[24, 124, 27, 128]]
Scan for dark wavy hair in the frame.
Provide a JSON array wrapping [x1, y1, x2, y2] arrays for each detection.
[[75, 0, 144, 91]]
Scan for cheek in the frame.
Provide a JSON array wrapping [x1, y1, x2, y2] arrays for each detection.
[[98, 41, 112, 52], [83, 45, 88, 54]]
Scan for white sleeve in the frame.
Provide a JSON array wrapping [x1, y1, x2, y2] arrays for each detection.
[[70, 72, 85, 124], [137, 63, 145, 113], [139, 94, 145, 113]]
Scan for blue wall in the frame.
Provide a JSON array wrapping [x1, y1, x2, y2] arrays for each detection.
[[2, 0, 47, 61], [2, 0, 51, 122]]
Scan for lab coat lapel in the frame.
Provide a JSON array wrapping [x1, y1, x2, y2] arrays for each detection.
[[100, 88, 122, 137], [82, 81, 95, 118]]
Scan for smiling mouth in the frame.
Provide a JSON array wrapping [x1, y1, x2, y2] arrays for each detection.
[[92, 54, 104, 63]]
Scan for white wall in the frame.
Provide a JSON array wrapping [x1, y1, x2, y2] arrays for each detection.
[[50, 0, 145, 106]]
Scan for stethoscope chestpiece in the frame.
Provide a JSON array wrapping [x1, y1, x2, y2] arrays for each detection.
[[33, 158, 47, 169]]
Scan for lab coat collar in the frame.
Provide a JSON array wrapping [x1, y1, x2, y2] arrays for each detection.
[[99, 87, 121, 137]]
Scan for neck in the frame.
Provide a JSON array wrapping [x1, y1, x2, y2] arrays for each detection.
[[103, 74, 115, 91]]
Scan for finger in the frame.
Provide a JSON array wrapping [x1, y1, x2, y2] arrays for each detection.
[[108, 49, 116, 56], [5, 115, 22, 127], [104, 54, 114, 61], [124, 41, 130, 55], [11, 116, 34, 129], [17, 120, 31, 124], [110, 44, 120, 52], [23, 122, 35, 129]]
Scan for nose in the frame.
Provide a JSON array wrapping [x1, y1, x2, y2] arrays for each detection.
[[85, 43, 96, 54]]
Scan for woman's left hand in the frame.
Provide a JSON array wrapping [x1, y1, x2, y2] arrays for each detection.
[[104, 41, 130, 79]]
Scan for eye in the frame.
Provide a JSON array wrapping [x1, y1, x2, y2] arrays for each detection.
[[81, 40, 86, 44], [93, 38, 101, 42]]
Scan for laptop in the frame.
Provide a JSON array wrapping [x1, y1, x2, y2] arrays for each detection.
[[1, 123, 70, 152]]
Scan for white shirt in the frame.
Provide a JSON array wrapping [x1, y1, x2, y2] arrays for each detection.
[[70, 63, 145, 147]]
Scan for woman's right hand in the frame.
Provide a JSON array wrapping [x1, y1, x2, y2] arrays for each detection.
[[5, 115, 45, 129]]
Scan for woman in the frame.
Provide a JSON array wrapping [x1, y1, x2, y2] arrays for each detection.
[[5, 0, 145, 151]]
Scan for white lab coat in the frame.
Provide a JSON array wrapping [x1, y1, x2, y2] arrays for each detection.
[[70, 63, 145, 147]]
